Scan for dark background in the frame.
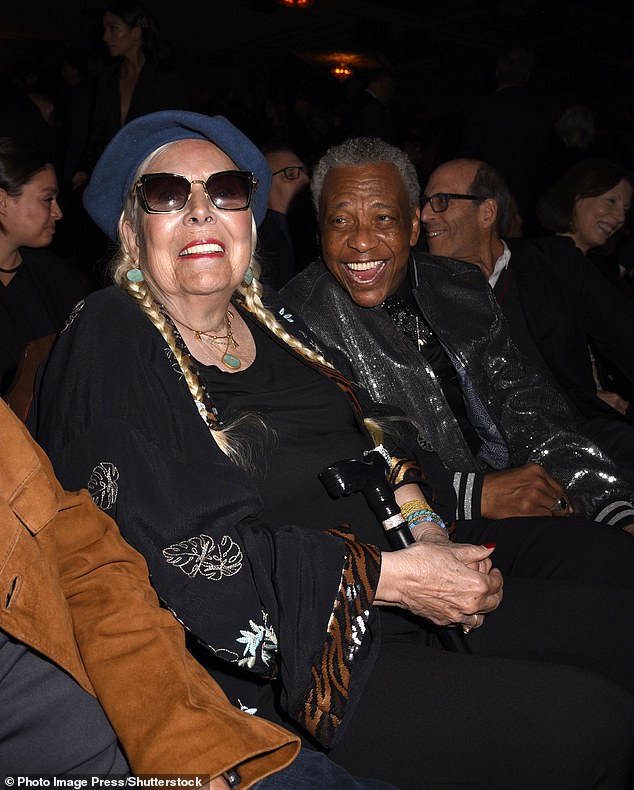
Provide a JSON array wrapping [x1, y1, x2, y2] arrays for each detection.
[[4, 0, 634, 133]]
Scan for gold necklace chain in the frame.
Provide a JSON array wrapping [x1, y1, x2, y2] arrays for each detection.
[[169, 309, 242, 370]]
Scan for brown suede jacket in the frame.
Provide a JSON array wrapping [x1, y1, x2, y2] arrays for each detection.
[[0, 398, 298, 782]]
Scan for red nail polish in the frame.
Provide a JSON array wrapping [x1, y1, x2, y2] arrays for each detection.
[[484, 543, 496, 549]]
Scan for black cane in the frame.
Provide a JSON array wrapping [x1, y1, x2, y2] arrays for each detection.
[[319, 450, 471, 654]]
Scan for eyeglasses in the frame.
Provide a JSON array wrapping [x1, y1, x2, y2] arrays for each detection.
[[421, 193, 482, 213], [271, 166, 306, 180], [132, 170, 258, 214]]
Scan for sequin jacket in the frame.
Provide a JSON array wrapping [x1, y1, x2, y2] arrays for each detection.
[[282, 255, 634, 529]]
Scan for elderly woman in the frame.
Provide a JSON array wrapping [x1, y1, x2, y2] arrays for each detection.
[[30, 112, 634, 790]]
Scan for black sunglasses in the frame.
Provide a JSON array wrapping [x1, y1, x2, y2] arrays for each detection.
[[421, 193, 482, 213], [132, 170, 258, 214], [271, 166, 306, 180]]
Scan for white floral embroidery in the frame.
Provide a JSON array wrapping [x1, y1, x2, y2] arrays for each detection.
[[236, 611, 278, 669], [88, 461, 119, 510], [162, 534, 243, 579], [164, 347, 183, 379], [277, 306, 294, 323], [237, 699, 258, 716], [61, 300, 85, 332]]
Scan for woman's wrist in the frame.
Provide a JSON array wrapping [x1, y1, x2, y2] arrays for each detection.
[[410, 522, 450, 543], [375, 551, 404, 607], [400, 497, 449, 537], [375, 549, 422, 609]]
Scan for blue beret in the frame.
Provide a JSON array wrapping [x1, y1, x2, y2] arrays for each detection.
[[83, 110, 271, 240]]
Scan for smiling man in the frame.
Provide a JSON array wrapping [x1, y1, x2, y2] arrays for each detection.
[[422, 157, 634, 483], [281, 137, 634, 549], [315, 151, 419, 308]]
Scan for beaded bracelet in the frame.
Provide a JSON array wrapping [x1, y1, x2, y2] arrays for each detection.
[[409, 511, 449, 535], [400, 499, 449, 536]]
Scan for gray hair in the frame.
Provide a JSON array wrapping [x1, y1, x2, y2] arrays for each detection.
[[311, 137, 421, 214], [469, 161, 512, 237]]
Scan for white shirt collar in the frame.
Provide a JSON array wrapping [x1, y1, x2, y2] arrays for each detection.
[[487, 240, 511, 289]]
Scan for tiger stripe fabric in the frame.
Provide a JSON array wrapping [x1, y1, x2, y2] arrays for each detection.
[[295, 528, 381, 747]]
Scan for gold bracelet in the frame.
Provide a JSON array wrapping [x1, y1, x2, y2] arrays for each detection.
[[400, 498, 448, 535], [400, 498, 432, 520]]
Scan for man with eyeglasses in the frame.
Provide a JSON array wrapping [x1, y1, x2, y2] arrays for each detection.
[[281, 137, 634, 565], [423, 157, 634, 485], [258, 147, 314, 289]]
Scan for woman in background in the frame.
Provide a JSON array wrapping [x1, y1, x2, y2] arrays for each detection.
[[537, 157, 632, 272], [0, 137, 87, 398], [537, 158, 634, 420], [73, 1, 189, 190]]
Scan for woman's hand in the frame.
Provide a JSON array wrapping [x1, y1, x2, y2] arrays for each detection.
[[375, 542, 502, 628]]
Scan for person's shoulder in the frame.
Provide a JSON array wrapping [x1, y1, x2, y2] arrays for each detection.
[[412, 251, 483, 280], [95, 60, 121, 85], [62, 285, 139, 337], [43, 287, 159, 405], [21, 246, 63, 264], [22, 246, 77, 275], [21, 248, 91, 300], [510, 234, 577, 254], [138, 59, 188, 101], [80, 283, 128, 309], [281, 259, 329, 307], [507, 235, 579, 274]]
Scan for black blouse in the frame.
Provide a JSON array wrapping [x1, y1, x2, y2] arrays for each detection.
[[199, 318, 391, 550]]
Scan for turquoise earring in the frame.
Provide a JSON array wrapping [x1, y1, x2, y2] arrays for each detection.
[[242, 266, 253, 287], [126, 267, 144, 283]]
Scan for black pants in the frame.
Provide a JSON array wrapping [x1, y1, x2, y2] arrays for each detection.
[[454, 514, 634, 589], [581, 415, 634, 486], [0, 631, 129, 775], [327, 576, 634, 790]]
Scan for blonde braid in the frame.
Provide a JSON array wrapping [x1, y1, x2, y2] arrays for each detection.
[[240, 268, 335, 369]]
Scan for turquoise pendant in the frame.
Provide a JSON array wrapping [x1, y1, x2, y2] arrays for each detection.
[[222, 353, 241, 369]]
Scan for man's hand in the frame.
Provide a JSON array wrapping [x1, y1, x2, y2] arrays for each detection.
[[481, 463, 572, 519]]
